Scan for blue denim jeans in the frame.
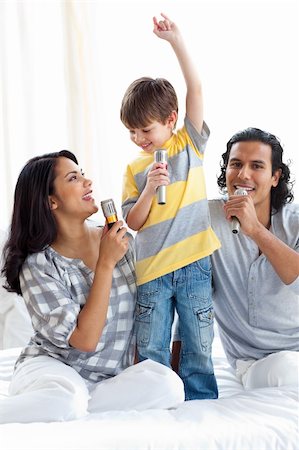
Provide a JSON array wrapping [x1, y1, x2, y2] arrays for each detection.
[[135, 257, 218, 400]]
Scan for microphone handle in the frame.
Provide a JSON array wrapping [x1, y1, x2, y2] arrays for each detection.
[[230, 188, 248, 234], [231, 216, 241, 234], [157, 185, 166, 205], [154, 149, 167, 205]]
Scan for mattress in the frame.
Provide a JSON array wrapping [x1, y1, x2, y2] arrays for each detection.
[[1, 335, 298, 450]]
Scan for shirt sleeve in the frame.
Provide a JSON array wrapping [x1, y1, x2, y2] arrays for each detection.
[[288, 237, 299, 294], [20, 255, 80, 349], [184, 116, 210, 157], [122, 164, 139, 221]]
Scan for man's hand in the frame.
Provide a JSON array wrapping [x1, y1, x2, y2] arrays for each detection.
[[224, 194, 261, 237]]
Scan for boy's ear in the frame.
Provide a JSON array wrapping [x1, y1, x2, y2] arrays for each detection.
[[48, 195, 58, 210], [167, 110, 178, 129]]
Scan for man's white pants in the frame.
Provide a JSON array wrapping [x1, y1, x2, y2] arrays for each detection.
[[1, 357, 184, 424], [236, 351, 299, 389]]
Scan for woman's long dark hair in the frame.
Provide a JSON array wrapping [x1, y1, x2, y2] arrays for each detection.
[[2, 150, 78, 295], [217, 127, 294, 213]]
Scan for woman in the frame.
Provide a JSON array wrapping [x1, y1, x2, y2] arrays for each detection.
[[1, 150, 184, 423]]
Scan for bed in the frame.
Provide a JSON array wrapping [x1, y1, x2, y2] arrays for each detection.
[[0, 316, 298, 449], [0, 234, 298, 450]]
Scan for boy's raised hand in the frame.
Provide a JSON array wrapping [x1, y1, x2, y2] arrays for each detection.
[[153, 12, 203, 133], [153, 13, 180, 43]]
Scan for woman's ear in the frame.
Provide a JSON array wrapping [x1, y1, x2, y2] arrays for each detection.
[[48, 196, 58, 210]]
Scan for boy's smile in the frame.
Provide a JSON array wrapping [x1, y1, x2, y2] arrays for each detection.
[[128, 117, 176, 153]]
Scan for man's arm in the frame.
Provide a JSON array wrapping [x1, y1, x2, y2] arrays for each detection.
[[224, 196, 299, 285], [249, 224, 299, 285], [153, 13, 203, 133]]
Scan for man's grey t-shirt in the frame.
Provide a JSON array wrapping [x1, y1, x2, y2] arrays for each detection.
[[209, 200, 299, 368]]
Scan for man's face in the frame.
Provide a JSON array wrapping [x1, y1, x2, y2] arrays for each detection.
[[226, 141, 280, 210]]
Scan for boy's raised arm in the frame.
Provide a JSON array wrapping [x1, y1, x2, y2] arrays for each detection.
[[153, 13, 203, 133]]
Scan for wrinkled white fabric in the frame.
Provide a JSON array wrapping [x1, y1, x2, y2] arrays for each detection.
[[236, 351, 299, 389], [1, 356, 184, 424]]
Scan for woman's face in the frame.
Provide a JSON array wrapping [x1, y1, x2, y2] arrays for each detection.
[[49, 156, 98, 219]]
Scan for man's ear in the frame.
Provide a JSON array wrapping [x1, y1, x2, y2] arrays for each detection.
[[167, 111, 178, 129], [272, 169, 282, 187], [48, 196, 58, 210]]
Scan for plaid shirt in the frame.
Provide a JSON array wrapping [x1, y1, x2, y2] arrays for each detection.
[[16, 234, 136, 383]]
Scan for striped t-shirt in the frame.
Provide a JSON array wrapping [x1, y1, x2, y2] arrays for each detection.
[[122, 117, 221, 286]]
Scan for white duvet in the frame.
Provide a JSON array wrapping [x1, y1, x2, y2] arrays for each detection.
[[1, 339, 298, 450]]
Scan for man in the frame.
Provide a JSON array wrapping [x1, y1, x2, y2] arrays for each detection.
[[209, 127, 299, 388]]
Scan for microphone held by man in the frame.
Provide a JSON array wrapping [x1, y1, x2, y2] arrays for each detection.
[[231, 188, 248, 234]]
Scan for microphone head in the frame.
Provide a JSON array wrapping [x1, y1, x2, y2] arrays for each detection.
[[234, 188, 248, 196], [154, 149, 167, 164], [100, 198, 118, 228]]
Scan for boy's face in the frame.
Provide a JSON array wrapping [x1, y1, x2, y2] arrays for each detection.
[[128, 116, 176, 153]]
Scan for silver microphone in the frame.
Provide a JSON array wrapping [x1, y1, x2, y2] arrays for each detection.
[[231, 188, 248, 234], [100, 198, 118, 229], [154, 149, 168, 205]]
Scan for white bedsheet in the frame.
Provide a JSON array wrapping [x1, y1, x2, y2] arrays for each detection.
[[1, 344, 298, 450]]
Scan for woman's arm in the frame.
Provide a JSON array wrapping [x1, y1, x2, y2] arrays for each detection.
[[69, 222, 129, 351]]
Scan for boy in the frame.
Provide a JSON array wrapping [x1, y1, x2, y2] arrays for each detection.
[[120, 13, 220, 400]]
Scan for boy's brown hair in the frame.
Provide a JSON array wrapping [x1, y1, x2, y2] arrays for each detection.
[[120, 77, 178, 129]]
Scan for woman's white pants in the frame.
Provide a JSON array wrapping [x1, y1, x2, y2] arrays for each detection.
[[1, 357, 184, 424]]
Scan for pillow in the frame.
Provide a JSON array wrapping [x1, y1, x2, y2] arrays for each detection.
[[0, 230, 33, 349]]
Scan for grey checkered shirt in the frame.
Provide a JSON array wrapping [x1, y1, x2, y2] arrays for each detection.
[[16, 234, 137, 383]]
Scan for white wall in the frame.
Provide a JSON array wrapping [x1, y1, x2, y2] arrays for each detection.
[[1, 0, 298, 229], [89, 0, 299, 217]]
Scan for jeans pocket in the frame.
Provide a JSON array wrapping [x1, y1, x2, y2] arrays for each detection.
[[187, 258, 212, 302], [195, 306, 214, 352], [135, 302, 154, 347], [137, 278, 161, 300]]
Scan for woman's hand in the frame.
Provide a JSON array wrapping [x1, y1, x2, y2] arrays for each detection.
[[98, 221, 129, 268]]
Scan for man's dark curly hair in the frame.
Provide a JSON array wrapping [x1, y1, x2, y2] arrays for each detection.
[[217, 127, 294, 213]]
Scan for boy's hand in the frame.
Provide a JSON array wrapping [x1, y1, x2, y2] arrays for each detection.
[[153, 13, 203, 133], [144, 162, 170, 197], [153, 13, 180, 44]]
